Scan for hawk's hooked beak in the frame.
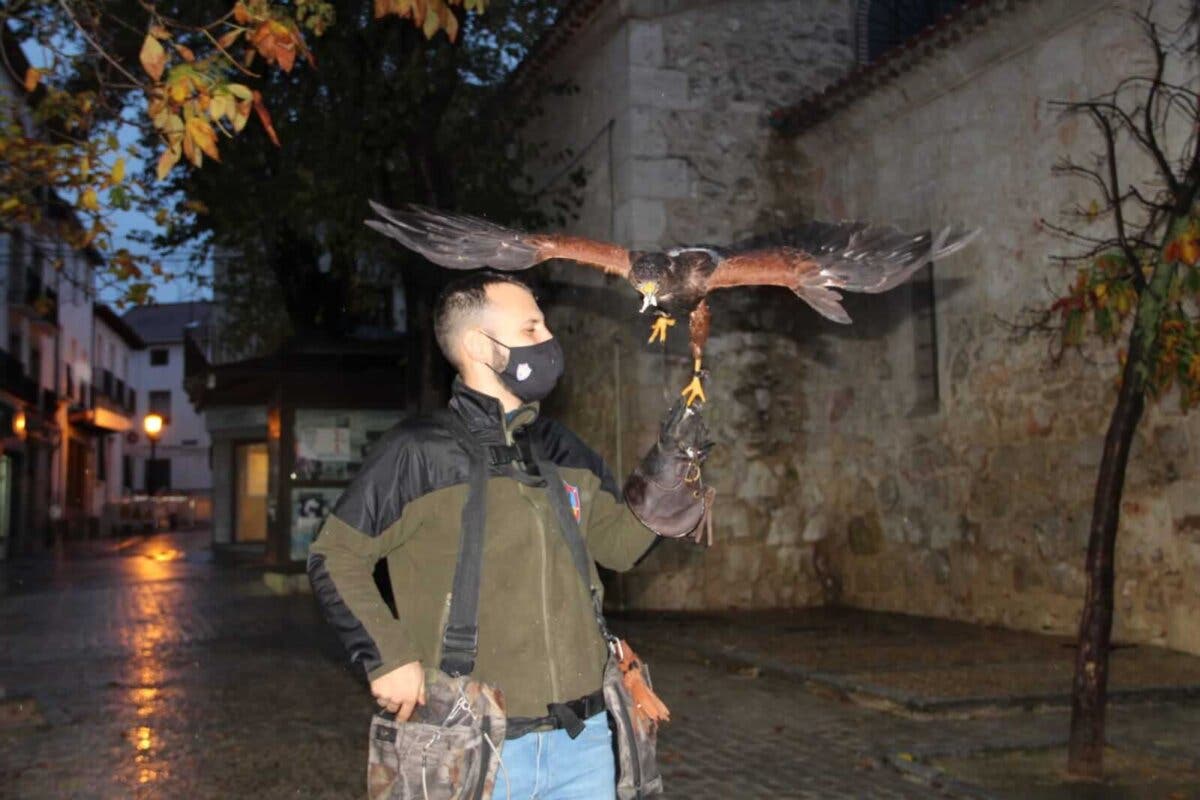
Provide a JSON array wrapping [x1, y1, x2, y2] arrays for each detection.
[[637, 282, 659, 313]]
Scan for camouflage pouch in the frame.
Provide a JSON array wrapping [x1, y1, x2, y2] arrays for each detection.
[[602, 649, 665, 799], [368, 668, 507, 800]]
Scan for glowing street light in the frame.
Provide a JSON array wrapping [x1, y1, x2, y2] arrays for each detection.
[[143, 413, 166, 494], [12, 410, 26, 437], [143, 413, 164, 439]]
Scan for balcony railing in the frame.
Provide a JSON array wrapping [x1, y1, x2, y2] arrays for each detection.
[[7, 267, 58, 325], [91, 367, 136, 415]]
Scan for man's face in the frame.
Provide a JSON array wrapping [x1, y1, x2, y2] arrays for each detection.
[[479, 282, 553, 365]]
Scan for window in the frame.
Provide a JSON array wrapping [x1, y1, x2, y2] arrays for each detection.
[[96, 437, 109, 482], [182, 438, 199, 446], [856, 0, 970, 64], [150, 348, 169, 366], [149, 390, 171, 421], [910, 263, 940, 415], [29, 344, 40, 387], [146, 458, 171, 494], [122, 454, 134, 490]]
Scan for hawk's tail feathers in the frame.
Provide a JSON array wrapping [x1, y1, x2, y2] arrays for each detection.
[[364, 201, 541, 271]]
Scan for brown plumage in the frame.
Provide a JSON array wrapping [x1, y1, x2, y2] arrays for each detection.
[[366, 202, 980, 405]]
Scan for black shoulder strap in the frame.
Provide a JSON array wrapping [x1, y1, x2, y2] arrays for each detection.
[[435, 411, 616, 678], [433, 409, 489, 677], [528, 435, 617, 647]]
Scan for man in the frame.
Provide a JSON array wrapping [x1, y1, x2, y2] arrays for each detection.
[[307, 271, 710, 798]]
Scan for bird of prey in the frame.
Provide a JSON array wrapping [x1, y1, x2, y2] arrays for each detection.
[[365, 201, 980, 406]]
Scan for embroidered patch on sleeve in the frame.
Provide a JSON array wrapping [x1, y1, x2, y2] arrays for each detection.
[[563, 480, 582, 523]]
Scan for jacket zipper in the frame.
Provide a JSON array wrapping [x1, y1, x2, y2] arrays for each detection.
[[533, 496, 561, 701]]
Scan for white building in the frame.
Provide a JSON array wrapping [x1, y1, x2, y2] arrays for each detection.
[[123, 302, 213, 500]]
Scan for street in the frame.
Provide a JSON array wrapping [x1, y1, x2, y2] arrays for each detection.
[[2, 531, 1199, 799]]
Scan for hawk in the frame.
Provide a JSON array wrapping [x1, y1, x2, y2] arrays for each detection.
[[366, 202, 979, 405]]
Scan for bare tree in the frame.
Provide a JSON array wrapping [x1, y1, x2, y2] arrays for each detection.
[[1029, 3, 1200, 779]]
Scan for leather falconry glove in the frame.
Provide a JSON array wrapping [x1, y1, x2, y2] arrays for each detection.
[[623, 397, 716, 546]]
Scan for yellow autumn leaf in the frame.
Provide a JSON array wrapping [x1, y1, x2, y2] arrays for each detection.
[[80, 188, 100, 211], [185, 116, 220, 162], [442, 6, 459, 41], [226, 83, 253, 101], [231, 103, 251, 133], [111, 158, 126, 184], [1087, 199, 1100, 218], [1, 197, 20, 212], [168, 75, 192, 104], [217, 29, 243, 50], [182, 132, 201, 168], [422, 2, 441, 37], [23, 67, 40, 92], [149, 24, 171, 40], [140, 35, 167, 81], [156, 145, 181, 180], [208, 95, 230, 123]]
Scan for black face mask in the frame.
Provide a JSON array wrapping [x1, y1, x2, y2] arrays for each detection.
[[481, 332, 564, 402]]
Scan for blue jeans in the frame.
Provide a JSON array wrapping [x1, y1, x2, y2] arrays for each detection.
[[494, 711, 616, 800]]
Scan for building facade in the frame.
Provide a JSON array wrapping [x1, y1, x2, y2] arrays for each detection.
[[520, 0, 1200, 655], [123, 302, 214, 513]]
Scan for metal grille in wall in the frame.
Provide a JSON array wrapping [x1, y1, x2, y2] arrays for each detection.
[[856, 0, 971, 65]]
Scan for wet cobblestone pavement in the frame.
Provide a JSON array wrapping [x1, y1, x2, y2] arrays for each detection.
[[2, 532, 1199, 799]]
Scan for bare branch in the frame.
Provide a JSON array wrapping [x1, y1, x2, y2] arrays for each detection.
[[56, 0, 144, 88], [1141, 13, 1183, 202], [1089, 107, 1145, 289]]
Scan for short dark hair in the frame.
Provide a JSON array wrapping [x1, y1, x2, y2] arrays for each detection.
[[433, 271, 532, 368]]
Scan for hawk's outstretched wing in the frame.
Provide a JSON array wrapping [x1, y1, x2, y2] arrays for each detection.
[[709, 222, 979, 323], [365, 201, 631, 277]]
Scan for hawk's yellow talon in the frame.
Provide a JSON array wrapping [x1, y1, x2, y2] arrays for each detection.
[[647, 316, 675, 344], [680, 375, 706, 406]]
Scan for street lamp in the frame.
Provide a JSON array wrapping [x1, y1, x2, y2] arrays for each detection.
[[143, 413, 165, 493]]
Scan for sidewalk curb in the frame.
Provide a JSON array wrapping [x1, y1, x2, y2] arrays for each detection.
[[643, 638, 1200, 717]]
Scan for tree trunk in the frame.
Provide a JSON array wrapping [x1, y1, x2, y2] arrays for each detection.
[[1065, 346, 1144, 778], [1066, 256, 1177, 778]]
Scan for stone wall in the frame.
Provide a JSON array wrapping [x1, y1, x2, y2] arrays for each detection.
[[791, 0, 1200, 653], [527, 0, 1200, 655]]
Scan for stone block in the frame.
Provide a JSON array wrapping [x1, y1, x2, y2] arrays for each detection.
[[765, 506, 798, 546], [629, 66, 691, 109], [625, 107, 667, 158], [614, 197, 666, 248], [1168, 604, 1200, 655], [847, 513, 883, 556], [737, 460, 779, 500], [801, 512, 828, 543], [630, 157, 690, 199], [627, 21, 664, 67]]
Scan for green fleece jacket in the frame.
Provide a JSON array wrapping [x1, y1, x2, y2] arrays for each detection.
[[307, 379, 657, 718]]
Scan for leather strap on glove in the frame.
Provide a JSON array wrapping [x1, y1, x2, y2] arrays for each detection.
[[623, 398, 716, 546]]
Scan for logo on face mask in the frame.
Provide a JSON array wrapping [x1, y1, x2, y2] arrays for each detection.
[[515, 363, 532, 381]]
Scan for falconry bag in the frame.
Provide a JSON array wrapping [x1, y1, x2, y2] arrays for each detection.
[[367, 409, 665, 800]]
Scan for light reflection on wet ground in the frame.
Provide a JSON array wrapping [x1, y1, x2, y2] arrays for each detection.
[[0, 531, 370, 798]]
